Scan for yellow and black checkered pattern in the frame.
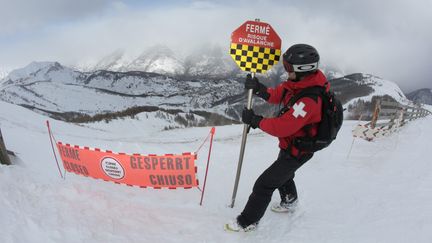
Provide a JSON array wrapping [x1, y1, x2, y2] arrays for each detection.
[[230, 43, 281, 73]]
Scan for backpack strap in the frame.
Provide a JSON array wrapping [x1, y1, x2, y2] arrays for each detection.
[[288, 86, 325, 106], [278, 86, 324, 116], [279, 88, 288, 107]]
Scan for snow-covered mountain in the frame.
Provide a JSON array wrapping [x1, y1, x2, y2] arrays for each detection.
[[0, 61, 409, 126], [329, 73, 409, 120], [125, 45, 185, 75], [329, 73, 408, 105], [75, 45, 349, 83], [182, 45, 239, 79], [406, 88, 432, 105], [80, 45, 239, 79], [0, 67, 13, 80], [322, 67, 346, 80], [0, 61, 256, 127], [92, 49, 129, 72]]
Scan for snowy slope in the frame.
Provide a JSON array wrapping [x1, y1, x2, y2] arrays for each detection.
[[1, 100, 432, 242]]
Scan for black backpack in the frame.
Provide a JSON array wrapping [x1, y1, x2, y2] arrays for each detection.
[[279, 86, 343, 152]]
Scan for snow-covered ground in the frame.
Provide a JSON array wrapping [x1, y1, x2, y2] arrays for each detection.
[[1, 100, 431, 243]]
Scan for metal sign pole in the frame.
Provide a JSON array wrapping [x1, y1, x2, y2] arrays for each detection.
[[228, 18, 281, 209], [230, 73, 255, 208]]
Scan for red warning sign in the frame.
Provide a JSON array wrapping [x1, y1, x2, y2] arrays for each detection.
[[231, 20, 282, 49], [229, 20, 282, 73], [56, 142, 198, 189]]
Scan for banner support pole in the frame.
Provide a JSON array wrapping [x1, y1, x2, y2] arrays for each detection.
[[199, 127, 216, 206], [46, 120, 64, 179]]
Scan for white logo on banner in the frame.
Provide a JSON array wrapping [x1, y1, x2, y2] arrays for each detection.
[[292, 102, 307, 118], [101, 157, 125, 179]]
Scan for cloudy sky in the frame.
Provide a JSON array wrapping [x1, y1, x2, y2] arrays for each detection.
[[1, 0, 431, 92]]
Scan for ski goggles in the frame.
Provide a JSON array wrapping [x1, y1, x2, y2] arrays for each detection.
[[283, 60, 319, 73]]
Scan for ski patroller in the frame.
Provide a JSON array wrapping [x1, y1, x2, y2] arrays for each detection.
[[228, 19, 282, 208]]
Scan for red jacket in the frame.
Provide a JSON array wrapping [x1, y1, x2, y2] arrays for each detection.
[[259, 70, 329, 156]]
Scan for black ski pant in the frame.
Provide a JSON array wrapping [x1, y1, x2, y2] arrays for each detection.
[[238, 149, 313, 226]]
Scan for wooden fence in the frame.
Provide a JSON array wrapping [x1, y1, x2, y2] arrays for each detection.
[[352, 98, 432, 141]]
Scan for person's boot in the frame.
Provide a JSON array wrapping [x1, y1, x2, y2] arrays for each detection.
[[224, 216, 258, 232], [271, 194, 298, 213]]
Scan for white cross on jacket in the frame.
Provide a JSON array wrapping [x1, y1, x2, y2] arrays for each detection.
[[292, 102, 307, 118]]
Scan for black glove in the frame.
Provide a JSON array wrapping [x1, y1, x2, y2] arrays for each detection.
[[242, 108, 263, 129], [245, 74, 270, 100]]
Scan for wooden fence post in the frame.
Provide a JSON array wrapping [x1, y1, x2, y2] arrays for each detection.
[[0, 128, 12, 165], [370, 99, 381, 129]]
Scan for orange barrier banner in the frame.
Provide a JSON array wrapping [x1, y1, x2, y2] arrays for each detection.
[[56, 142, 198, 189]]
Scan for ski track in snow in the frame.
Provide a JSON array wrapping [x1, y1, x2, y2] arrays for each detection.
[[1, 100, 432, 243]]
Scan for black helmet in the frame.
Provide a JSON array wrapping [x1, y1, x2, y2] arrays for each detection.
[[282, 44, 320, 75]]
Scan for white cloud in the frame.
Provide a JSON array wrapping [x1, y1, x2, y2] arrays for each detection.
[[0, 0, 120, 35]]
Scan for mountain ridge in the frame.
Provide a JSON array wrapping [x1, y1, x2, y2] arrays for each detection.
[[406, 88, 432, 105], [0, 61, 413, 127]]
